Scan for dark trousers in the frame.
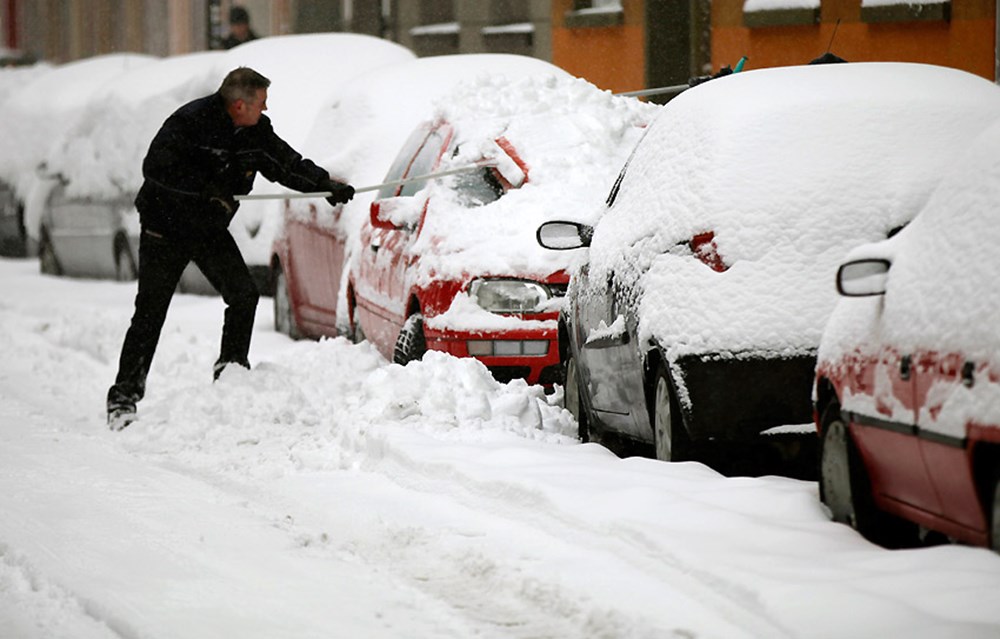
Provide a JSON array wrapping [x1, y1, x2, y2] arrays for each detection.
[[107, 226, 259, 412]]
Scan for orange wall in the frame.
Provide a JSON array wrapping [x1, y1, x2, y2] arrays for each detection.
[[713, 0, 996, 80], [551, 24, 646, 93]]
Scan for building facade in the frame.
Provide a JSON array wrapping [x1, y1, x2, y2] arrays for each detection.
[[1, 1, 997, 89], [716, 0, 996, 79]]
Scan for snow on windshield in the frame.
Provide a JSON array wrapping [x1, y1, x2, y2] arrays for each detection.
[[408, 74, 660, 285], [587, 62, 1000, 360]]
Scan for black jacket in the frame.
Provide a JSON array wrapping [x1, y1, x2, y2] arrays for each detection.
[[136, 92, 327, 237]]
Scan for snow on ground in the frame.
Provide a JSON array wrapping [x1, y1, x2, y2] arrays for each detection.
[[2, 257, 1000, 638]]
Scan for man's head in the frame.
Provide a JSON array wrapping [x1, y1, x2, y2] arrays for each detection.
[[220, 67, 270, 127]]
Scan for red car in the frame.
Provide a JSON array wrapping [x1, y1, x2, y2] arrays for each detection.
[[269, 54, 575, 341], [349, 118, 567, 385], [347, 80, 655, 385], [815, 119, 1000, 550]]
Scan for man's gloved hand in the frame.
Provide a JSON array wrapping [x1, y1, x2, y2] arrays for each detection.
[[320, 178, 355, 207], [203, 182, 238, 226]]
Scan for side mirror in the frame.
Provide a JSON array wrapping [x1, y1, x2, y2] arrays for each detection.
[[369, 201, 396, 230], [536, 221, 594, 250], [370, 196, 424, 231], [836, 259, 891, 297]]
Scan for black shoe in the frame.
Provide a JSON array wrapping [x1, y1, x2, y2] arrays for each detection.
[[213, 359, 250, 381], [108, 406, 136, 431]]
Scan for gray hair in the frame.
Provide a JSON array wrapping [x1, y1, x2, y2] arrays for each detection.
[[219, 67, 271, 105]]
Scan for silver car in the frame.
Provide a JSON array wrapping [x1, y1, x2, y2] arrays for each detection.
[[0, 180, 27, 257], [37, 182, 214, 292]]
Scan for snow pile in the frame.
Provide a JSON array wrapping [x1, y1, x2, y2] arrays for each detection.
[[44, 51, 224, 200], [115, 340, 576, 480], [409, 74, 660, 285], [0, 61, 52, 108], [0, 53, 156, 235], [587, 62, 1000, 360]]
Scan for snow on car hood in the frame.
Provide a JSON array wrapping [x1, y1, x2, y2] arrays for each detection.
[[587, 62, 1000, 360], [407, 74, 659, 286]]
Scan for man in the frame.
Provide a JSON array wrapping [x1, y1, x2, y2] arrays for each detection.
[[222, 6, 258, 49], [106, 67, 354, 430]]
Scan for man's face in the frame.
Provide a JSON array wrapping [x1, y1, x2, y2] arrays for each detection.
[[231, 88, 267, 127]]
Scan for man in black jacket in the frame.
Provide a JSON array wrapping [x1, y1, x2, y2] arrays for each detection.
[[107, 67, 353, 430]]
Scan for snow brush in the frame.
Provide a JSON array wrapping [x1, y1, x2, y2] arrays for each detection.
[[234, 162, 496, 201]]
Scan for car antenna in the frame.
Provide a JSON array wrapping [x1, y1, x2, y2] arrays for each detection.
[[825, 19, 841, 55], [808, 20, 848, 64]]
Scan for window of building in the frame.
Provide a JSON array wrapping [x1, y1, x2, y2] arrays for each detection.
[[860, 0, 950, 23], [482, 0, 533, 56], [411, 0, 458, 56], [742, 0, 820, 28], [564, 0, 624, 29]]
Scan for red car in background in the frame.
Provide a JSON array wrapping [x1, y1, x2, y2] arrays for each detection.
[[815, 119, 1000, 551]]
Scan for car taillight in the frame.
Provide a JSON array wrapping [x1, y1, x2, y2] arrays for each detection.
[[690, 231, 727, 272]]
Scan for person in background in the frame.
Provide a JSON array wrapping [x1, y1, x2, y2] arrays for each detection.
[[106, 67, 354, 431], [222, 5, 258, 49]]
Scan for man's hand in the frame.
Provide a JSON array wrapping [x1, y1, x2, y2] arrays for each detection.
[[203, 181, 238, 226], [320, 178, 355, 207], [209, 194, 237, 220]]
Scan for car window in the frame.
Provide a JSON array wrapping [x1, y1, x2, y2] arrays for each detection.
[[377, 126, 433, 200], [399, 128, 447, 197], [451, 166, 503, 208]]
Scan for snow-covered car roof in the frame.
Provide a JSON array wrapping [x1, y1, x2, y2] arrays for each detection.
[[404, 74, 660, 284], [586, 62, 1000, 360], [220, 33, 416, 149], [0, 53, 156, 197], [45, 51, 225, 201]]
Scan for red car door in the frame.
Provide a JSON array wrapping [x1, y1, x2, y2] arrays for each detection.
[[912, 351, 987, 533], [850, 346, 941, 517], [285, 203, 347, 330]]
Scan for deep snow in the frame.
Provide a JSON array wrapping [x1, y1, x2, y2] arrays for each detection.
[[2, 258, 1000, 638]]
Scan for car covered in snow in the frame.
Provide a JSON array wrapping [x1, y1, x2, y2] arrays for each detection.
[[0, 62, 50, 257], [815, 119, 1000, 551], [0, 53, 154, 261], [536, 62, 1000, 461], [347, 74, 657, 385], [37, 182, 138, 280], [270, 54, 573, 340], [37, 51, 222, 291], [0, 179, 26, 257]]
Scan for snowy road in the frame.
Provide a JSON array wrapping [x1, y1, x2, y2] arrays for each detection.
[[2, 257, 1000, 639]]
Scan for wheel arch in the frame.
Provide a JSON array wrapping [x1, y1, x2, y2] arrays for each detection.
[[406, 292, 422, 319], [972, 441, 1000, 530], [815, 376, 840, 433], [643, 346, 691, 439]]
